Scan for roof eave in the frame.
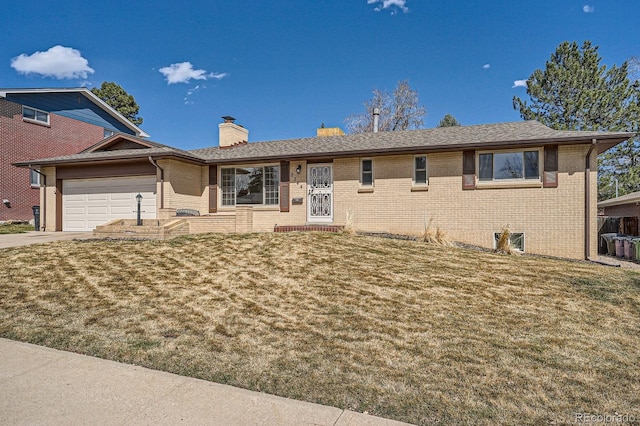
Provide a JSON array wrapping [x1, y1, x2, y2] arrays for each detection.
[[14, 151, 205, 168]]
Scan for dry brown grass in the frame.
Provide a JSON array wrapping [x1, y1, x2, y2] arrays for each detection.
[[0, 224, 34, 234], [0, 232, 639, 425]]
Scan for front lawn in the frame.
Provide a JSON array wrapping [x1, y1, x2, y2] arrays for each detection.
[[0, 233, 638, 425]]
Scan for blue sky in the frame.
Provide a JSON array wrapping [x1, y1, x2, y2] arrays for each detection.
[[2, 1, 638, 150]]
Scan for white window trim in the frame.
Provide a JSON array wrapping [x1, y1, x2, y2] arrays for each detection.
[[220, 163, 281, 208], [360, 158, 374, 188], [22, 105, 50, 126], [413, 154, 428, 186], [476, 147, 543, 187]]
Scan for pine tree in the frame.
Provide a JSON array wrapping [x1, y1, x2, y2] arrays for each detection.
[[513, 41, 640, 200], [91, 82, 143, 125]]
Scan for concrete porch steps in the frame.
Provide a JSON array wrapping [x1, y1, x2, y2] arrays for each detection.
[[93, 219, 189, 240]]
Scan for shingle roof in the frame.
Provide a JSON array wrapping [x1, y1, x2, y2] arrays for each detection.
[[14, 120, 635, 168], [190, 120, 634, 163]]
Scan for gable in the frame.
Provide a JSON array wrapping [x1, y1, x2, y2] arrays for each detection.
[[87, 135, 156, 153], [4, 92, 136, 136]]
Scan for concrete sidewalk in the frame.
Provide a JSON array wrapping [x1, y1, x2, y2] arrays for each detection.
[[0, 231, 92, 249], [0, 339, 412, 425]]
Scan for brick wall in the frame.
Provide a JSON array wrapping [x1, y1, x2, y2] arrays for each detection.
[[159, 159, 208, 214], [0, 98, 104, 221]]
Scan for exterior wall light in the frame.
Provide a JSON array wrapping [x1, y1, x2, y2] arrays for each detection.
[[296, 164, 302, 174]]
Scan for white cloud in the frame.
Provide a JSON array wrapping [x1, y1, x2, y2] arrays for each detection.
[[10, 45, 95, 79], [583, 5, 594, 13], [512, 79, 527, 88], [483, 64, 491, 70], [184, 84, 203, 105], [159, 61, 228, 84], [368, 0, 409, 14]]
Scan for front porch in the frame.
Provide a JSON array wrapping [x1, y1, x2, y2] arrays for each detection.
[[92, 206, 342, 240]]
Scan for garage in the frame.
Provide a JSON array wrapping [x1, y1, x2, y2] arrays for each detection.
[[63, 176, 157, 231]]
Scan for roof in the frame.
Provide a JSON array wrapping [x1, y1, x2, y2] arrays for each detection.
[[598, 191, 640, 208], [191, 120, 634, 163], [0, 87, 149, 138], [14, 120, 635, 168]]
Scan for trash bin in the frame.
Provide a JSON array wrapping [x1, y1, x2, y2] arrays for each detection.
[[32, 205, 40, 231], [600, 233, 618, 256], [614, 237, 625, 258], [623, 238, 634, 259], [631, 238, 640, 263]]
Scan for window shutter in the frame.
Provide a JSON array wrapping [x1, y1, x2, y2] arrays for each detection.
[[280, 161, 290, 212], [209, 165, 218, 213], [543, 145, 558, 188], [462, 150, 476, 190]]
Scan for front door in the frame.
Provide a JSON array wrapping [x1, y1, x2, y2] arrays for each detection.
[[307, 164, 333, 223]]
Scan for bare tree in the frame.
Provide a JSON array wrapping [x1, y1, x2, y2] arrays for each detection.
[[344, 80, 426, 134]]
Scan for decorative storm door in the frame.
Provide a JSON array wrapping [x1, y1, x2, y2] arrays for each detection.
[[307, 164, 333, 223]]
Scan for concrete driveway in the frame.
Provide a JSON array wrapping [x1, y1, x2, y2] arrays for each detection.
[[0, 231, 92, 249]]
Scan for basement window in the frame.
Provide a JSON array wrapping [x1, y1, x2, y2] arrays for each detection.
[[22, 106, 49, 125], [221, 165, 280, 206], [494, 232, 525, 252]]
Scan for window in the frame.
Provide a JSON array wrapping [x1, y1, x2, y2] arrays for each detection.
[[361, 159, 373, 186], [30, 169, 41, 187], [104, 129, 115, 138], [22, 106, 49, 125], [414, 155, 427, 184], [221, 165, 280, 206], [479, 150, 539, 181], [494, 232, 525, 252]]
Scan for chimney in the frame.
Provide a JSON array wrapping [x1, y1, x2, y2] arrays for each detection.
[[219, 116, 249, 147], [373, 108, 379, 133], [316, 126, 345, 137]]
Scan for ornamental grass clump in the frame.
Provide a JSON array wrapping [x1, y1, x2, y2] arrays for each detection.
[[421, 217, 451, 246], [343, 208, 356, 235], [495, 225, 521, 255]]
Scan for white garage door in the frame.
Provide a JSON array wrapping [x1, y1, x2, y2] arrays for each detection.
[[63, 176, 157, 231]]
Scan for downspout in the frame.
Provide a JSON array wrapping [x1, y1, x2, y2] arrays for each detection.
[[29, 167, 46, 231], [148, 157, 164, 209], [585, 139, 597, 260]]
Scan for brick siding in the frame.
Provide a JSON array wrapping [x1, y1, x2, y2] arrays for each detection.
[[0, 98, 104, 221]]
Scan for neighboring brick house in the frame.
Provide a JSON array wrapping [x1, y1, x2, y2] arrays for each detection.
[[0, 88, 148, 222], [16, 118, 634, 260]]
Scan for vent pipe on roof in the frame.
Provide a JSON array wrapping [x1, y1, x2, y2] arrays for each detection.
[[373, 108, 380, 133]]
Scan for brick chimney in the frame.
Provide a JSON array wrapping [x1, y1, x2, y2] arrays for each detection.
[[316, 126, 345, 137], [219, 116, 249, 147]]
